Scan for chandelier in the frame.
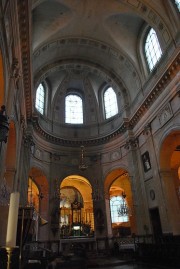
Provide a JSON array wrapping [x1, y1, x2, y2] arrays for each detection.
[[117, 191, 131, 217], [79, 145, 88, 171]]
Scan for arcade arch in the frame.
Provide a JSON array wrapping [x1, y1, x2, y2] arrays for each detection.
[[159, 130, 180, 234], [60, 175, 94, 237], [104, 168, 136, 236], [28, 167, 49, 240]]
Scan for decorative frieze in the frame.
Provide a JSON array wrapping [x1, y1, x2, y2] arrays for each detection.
[[33, 38, 138, 86], [130, 54, 179, 128], [17, 0, 32, 120], [158, 103, 173, 127], [123, 0, 171, 44]]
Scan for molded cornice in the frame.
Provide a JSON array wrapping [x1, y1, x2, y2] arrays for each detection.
[[130, 54, 180, 128], [17, 0, 32, 120], [32, 53, 180, 146]]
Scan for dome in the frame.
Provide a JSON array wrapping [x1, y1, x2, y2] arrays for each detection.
[[31, 0, 164, 145]]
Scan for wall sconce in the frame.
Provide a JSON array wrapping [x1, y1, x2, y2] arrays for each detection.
[[0, 105, 9, 143]]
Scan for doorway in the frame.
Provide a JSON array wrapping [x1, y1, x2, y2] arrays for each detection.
[[149, 207, 162, 240]]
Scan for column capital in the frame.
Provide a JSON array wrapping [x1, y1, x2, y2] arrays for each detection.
[[124, 137, 139, 150]]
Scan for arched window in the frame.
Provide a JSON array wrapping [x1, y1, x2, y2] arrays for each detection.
[[175, 0, 180, 11], [144, 28, 162, 72], [35, 83, 45, 115], [104, 87, 118, 119], [65, 94, 83, 124], [110, 196, 129, 223]]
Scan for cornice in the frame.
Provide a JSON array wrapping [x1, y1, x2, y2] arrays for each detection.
[[129, 53, 180, 128], [17, 0, 32, 120], [32, 115, 128, 147], [32, 53, 180, 146]]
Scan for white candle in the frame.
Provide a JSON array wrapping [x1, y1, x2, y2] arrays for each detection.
[[6, 192, 20, 247]]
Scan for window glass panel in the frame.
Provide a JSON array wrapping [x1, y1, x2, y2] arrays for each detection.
[[145, 28, 162, 72], [110, 196, 129, 223], [65, 94, 83, 124], [175, 0, 180, 11], [104, 87, 118, 119], [35, 83, 45, 115]]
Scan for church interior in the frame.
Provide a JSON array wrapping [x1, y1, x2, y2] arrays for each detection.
[[0, 0, 180, 268]]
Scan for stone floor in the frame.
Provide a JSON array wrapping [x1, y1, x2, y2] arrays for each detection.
[[87, 257, 132, 268], [21, 247, 180, 269], [23, 255, 180, 269]]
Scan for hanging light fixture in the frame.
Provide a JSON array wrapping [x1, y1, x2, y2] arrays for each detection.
[[117, 191, 131, 217], [79, 145, 88, 171]]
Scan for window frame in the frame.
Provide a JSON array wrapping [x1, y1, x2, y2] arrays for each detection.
[[144, 27, 163, 72], [103, 86, 118, 120], [138, 23, 166, 78], [35, 83, 46, 115], [65, 93, 84, 124], [174, 0, 180, 12], [110, 196, 129, 224]]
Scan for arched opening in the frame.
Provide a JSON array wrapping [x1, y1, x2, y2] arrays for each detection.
[[27, 177, 40, 211], [60, 175, 94, 237], [159, 130, 180, 234], [104, 169, 135, 237], [28, 167, 49, 241]]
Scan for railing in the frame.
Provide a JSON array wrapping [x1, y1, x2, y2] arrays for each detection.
[[113, 234, 180, 267]]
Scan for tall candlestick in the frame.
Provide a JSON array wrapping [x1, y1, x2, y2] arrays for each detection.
[[6, 192, 20, 247]]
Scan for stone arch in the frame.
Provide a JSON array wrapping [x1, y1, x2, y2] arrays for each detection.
[[29, 167, 49, 240], [104, 168, 136, 236], [35, 59, 131, 110], [121, 0, 172, 45], [159, 129, 180, 171], [60, 175, 94, 236], [27, 177, 40, 210], [29, 167, 49, 203], [104, 166, 130, 194], [159, 129, 180, 234]]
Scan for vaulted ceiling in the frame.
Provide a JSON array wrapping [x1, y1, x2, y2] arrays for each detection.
[[21, 0, 178, 146]]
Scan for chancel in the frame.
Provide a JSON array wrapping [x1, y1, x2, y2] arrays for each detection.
[[0, 1, 180, 269]]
